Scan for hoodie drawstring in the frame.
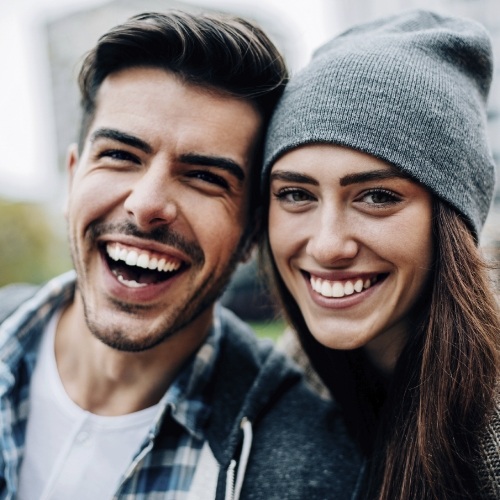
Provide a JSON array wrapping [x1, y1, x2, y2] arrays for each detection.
[[230, 417, 253, 500]]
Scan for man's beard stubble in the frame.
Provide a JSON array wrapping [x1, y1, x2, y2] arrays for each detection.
[[70, 219, 246, 352]]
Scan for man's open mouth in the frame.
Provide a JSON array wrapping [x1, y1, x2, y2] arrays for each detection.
[[102, 242, 185, 288]]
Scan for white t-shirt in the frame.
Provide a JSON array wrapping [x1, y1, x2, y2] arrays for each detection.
[[18, 310, 159, 500]]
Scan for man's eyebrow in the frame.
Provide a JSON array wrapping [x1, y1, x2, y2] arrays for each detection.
[[179, 153, 245, 182], [339, 169, 410, 186], [90, 128, 153, 154], [269, 170, 319, 186]]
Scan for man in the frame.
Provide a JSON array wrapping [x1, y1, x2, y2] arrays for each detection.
[[0, 11, 361, 499]]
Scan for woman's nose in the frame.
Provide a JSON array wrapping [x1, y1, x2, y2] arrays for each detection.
[[305, 207, 359, 265]]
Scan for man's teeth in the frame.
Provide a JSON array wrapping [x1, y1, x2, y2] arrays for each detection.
[[106, 243, 181, 272], [116, 274, 147, 288], [311, 276, 375, 298]]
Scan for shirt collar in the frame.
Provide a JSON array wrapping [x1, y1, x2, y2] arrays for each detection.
[[153, 308, 222, 440], [0, 270, 76, 390]]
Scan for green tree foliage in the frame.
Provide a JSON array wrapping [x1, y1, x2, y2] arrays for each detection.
[[0, 199, 71, 286]]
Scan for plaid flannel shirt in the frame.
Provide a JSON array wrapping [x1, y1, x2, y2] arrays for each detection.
[[0, 271, 221, 499]]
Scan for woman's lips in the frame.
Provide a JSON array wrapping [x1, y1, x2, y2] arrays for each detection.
[[309, 273, 382, 298]]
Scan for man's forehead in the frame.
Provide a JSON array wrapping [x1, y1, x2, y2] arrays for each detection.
[[87, 67, 264, 176]]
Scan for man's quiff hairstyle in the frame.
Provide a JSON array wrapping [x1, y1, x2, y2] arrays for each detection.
[[77, 10, 288, 149]]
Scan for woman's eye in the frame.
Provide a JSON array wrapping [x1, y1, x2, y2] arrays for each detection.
[[273, 188, 314, 204], [361, 189, 401, 205]]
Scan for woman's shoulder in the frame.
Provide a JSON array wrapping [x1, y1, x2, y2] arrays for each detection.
[[477, 388, 500, 499]]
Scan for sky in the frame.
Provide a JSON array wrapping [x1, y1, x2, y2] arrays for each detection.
[[0, 0, 335, 204]]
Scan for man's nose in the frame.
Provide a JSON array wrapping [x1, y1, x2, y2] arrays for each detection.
[[123, 164, 178, 230]]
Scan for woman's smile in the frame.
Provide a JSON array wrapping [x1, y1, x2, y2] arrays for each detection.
[[269, 143, 434, 365], [308, 272, 383, 298]]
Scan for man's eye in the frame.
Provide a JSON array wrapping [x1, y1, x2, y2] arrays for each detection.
[[361, 189, 401, 205], [99, 149, 139, 163], [187, 170, 229, 189]]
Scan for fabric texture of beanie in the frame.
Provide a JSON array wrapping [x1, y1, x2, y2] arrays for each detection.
[[263, 9, 496, 238]]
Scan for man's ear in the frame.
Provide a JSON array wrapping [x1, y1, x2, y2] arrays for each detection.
[[64, 143, 79, 217], [67, 143, 79, 180]]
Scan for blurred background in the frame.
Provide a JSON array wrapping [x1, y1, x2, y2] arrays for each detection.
[[1, 0, 499, 339]]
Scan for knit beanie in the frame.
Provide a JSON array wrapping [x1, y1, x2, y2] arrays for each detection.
[[263, 9, 496, 238]]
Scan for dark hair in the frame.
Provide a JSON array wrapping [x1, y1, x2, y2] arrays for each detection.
[[261, 199, 499, 499], [78, 11, 287, 147], [77, 10, 288, 249]]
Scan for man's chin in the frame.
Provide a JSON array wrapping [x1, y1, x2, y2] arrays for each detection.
[[85, 318, 173, 353]]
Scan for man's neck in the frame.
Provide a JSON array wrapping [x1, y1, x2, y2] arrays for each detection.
[[54, 299, 213, 416]]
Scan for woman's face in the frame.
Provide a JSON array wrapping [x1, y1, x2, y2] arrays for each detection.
[[268, 144, 434, 372]]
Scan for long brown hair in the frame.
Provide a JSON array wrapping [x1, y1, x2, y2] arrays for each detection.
[[261, 200, 499, 499]]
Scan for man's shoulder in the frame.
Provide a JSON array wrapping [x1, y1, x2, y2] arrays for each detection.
[[217, 306, 276, 359], [0, 283, 40, 323], [215, 305, 300, 394]]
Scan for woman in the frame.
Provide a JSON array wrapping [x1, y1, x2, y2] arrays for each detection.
[[261, 10, 500, 499]]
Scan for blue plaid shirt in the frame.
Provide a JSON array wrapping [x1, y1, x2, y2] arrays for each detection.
[[0, 271, 221, 499]]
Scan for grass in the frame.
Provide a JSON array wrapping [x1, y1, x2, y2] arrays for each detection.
[[249, 318, 287, 343]]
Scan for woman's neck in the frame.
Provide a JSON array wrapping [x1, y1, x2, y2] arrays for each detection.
[[362, 321, 410, 376]]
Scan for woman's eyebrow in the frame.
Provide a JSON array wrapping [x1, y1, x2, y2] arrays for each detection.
[[269, 170, 319, 185], [339, 169, 410, 186]]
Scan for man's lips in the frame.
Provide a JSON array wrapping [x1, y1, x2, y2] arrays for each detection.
[[106, 242, 182, 272], [101, 241, 186, 288]]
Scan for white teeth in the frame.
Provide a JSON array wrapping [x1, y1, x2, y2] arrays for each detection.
[[125, 251, 138, 266], [109, 246, 119, 260], [321, 280, 332, 297], [105, 243, 181, 273], [311, 275, 377, 298], [311, 276, 318, 290], [332, 282, 344, 298], [137, 253, 149, 269], [117, 274, 147, 288]]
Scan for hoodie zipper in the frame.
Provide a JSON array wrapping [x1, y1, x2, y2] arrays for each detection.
[[225, 460, 237, 500], [225, 417, 253, 500]]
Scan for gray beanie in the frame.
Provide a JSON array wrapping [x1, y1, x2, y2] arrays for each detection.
[[263, 9, 496, 238]]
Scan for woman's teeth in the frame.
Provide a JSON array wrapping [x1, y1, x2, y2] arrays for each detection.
[[106, 243, 181, 272], [310, 276, 375, 298]]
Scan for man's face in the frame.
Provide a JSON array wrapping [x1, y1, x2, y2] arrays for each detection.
[[66, 67, 262, 352]]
